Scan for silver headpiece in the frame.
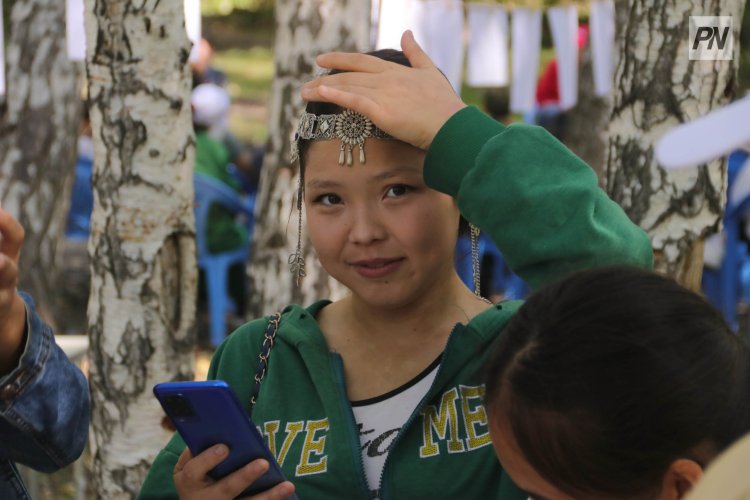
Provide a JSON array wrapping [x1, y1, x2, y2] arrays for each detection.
[[291, 109, 392, 166]]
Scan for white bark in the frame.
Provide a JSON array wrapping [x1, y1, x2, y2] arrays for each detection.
[[605, 0, 745, 288], [0, 0, 80, 320], [85, 1, 197, 497], [249, 0, 371, 315]]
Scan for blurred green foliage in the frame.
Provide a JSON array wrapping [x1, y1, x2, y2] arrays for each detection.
[[201, 0, 274, 16]]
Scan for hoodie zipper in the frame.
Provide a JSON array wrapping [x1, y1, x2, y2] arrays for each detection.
[[377, 323, 462, 500], [330, 352, 372, 499]]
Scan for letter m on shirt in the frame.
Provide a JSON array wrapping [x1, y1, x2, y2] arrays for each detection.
[[419, 387, 466, 457]]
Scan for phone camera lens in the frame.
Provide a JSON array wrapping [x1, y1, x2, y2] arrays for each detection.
[[165, 395, 196, 419]]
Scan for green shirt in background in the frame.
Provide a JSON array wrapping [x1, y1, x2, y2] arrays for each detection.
[[195, 130, 247, 254]]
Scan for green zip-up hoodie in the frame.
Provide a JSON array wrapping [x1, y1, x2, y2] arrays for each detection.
[[139, 107, 653, 499]]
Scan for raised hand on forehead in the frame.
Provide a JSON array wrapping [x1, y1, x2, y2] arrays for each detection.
[[301, 30, 467, 151]]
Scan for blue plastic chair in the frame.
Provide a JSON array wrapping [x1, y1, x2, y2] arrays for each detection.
[[702, 151, 750, 330], [194, 173, 255, 346], [455, 233, 528, 300], [65, 156, 94, 241]]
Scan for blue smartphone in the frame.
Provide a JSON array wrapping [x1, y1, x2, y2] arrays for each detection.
[[153, 380, 293, 498]]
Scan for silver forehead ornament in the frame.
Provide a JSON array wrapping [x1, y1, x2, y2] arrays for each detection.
[[291, 109, 391, 166]]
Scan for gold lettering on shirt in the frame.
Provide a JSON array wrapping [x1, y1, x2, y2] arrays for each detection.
[[295, 418, 330, 476], [419, 387, 465, 457]]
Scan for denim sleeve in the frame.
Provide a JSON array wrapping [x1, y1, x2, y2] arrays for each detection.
[[0, 293, 90, 473]]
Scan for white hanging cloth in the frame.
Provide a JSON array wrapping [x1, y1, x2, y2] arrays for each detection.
[[370, 0, 381, 50], [184, 0, 202, 63], [510, 8, 542, 113], [590, 0, 616, 97], [547, 5, 579, 110], [466, 3, 509, 87], [422, 0, 464, 93], [655, 96, 750, 171], [66, 0, 86, 61], [376, 0, 428, 52], [0, 5, 4, 96]]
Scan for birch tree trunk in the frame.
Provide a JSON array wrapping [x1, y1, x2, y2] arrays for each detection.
[[563, 45, 611, 182], [0, 0, 80, 321], [85, 1, 196, 497], [249, 1, 371, 316], [605, 0, 746, 289]]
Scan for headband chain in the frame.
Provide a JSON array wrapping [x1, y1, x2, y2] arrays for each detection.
[[291, 110, 392, 166]]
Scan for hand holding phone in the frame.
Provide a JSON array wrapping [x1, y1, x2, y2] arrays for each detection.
[[153, 381, 296, 499], [173, 445, 294, 500]]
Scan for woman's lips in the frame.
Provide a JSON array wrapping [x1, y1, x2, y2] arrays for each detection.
[[349, 258, 405, 279]]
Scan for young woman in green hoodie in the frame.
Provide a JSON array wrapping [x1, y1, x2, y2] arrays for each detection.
[[139, 31, 652, 500]]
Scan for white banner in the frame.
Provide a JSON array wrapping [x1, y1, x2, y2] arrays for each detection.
[[66, 0, 86, 61], [422, 0, 464, 93], [510, 8, 542, 113], [547, 5, 579, 110], [0, 4, 4, 96], [184, 0, 202, 63], [590, 0, 615, 96], [467, 4, 509, 88]]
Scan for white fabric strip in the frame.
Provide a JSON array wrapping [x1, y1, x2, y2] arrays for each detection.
[[66, 0, 86, 62], [467, 4, 509, 87], [184, 0, 202, 63], [590, 0, 616, 97], [422, 0, 465, 93], [0, 3, 4, 96], [510, 7, 542, 113], [655, 96, 750, 170], [547, 5, 579, 110], [376, 0, 428, 52]]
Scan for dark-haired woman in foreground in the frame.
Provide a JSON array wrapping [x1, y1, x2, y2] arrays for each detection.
[[139, 32, 651, 499], [485, 266, 750, 500]]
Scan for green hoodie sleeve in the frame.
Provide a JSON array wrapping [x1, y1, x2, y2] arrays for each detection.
[[424, 106, 653, 290]]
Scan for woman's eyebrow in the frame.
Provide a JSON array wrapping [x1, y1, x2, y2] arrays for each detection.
[[370, 165, 422, 180], [305, 178, 342, 190]]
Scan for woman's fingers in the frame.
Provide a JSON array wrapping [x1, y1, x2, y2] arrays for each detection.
[[209, 459, 272, 499], [0, 208, 24, 263], [0, 254, 18, 289], [315, 51, 392, 73], [400, 30, 433, 69], [243, 481, 296, 499], [174, 447, 194, 474], [304, 85, 381, 123], [177, 444, 228, 486], [303, 72, 381, 92]]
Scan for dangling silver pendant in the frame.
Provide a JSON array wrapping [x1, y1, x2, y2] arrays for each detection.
[[346, 145, 353, 166], [338, 144, 345, 165], [359, 143, 365, 164]]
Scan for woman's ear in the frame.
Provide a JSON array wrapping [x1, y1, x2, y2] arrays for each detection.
[[659, 459, 704, 499]]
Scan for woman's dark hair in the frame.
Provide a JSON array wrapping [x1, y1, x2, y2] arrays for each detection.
[[484, 266, 750, 498], [297, 49, 411, 175]]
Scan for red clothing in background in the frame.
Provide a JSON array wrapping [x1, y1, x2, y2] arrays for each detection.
[[535, 60, 559, 105]]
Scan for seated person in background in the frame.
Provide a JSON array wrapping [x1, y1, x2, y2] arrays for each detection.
[[485, 265, 750, 500], [192, 83, 249, 255], [191, 84, 251, 322], [0, 208, 89, 499], [191, 38, 228, 89]]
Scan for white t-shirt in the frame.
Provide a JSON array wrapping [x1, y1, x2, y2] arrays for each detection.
[[351, 357, 441, 499]]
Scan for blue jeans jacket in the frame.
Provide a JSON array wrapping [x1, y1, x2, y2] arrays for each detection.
[[0, 293, 90, 499]]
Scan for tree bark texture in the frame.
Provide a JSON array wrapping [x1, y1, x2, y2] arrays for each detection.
[[85, 1, 196, 497], [0, 0, 80, 321], [562, 44, 611, 183], [249, 1, 370, 316], [605, 0, 745, 289]]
